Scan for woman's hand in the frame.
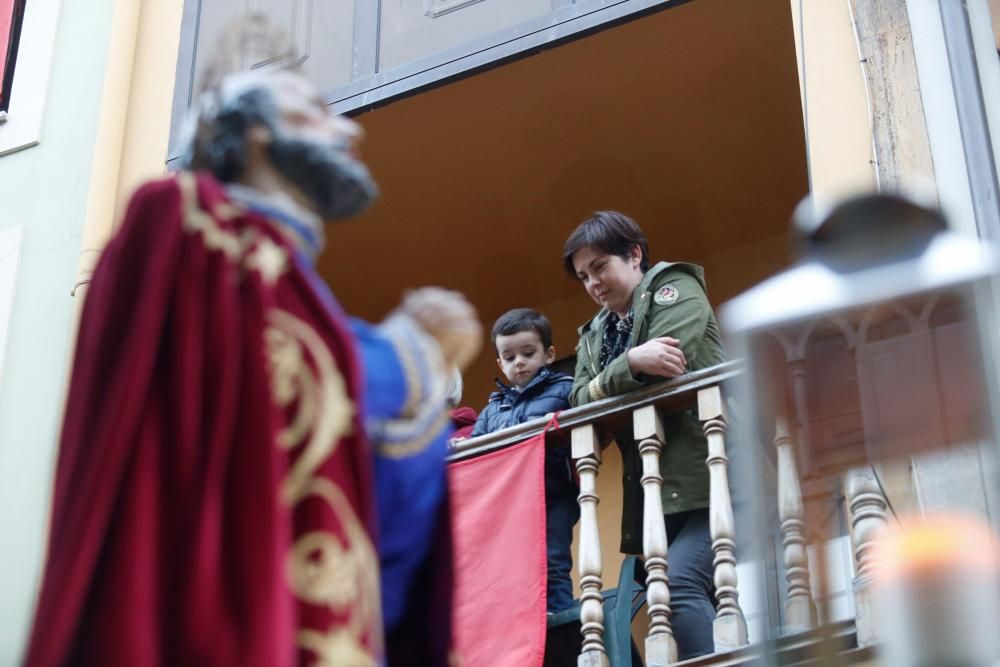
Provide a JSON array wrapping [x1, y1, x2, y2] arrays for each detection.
[[626, 337, 686, 378]]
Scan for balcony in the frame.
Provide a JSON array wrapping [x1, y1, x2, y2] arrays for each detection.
[[447, 360, 888, 666]]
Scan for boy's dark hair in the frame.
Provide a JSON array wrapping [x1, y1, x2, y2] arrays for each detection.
[[491, 308, 554, 354], [561, 210, 650, 278]]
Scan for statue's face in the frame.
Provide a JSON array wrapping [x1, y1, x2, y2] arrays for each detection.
[[257, 72, 378, 220], [264, 72, 358, 149]]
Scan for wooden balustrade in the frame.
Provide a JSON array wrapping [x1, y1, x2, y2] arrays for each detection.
[[447, 363, 745, 664], [633, 405, 677, 666], [698, 386, 749, 652], [774, 416, 817, 631], [573, 424, 609, 667], [845, 466, 890, 649], [442, 359, 911, 664]]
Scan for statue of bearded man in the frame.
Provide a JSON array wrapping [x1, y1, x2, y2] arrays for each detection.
[[24, 65, 480, 667]]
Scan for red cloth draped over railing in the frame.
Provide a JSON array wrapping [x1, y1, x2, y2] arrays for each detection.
[[448, 433, 548, 667]]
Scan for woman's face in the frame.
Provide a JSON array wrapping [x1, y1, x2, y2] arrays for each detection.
[[571, 245, 644, 316]]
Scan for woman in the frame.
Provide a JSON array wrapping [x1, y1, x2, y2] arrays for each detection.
[[562, 210, 726, 661]]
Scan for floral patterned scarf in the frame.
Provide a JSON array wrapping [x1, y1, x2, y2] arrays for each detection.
[[598, 307, 634, 370]]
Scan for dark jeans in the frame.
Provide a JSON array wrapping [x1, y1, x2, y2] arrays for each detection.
[[665, 508, 715, 661], [546, 453, 580, 613]]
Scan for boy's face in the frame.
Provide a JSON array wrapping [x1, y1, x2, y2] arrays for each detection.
[[495, 330, 556, 389]]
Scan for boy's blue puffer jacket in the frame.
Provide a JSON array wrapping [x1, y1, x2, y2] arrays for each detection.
[[470, 367, 577, 497], [470, 367, 573, 437]]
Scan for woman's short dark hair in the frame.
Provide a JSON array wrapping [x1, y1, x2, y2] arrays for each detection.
[[561, 210, 650, 278], [491, 308, 553, 354]]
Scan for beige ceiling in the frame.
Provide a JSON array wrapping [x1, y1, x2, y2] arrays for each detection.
[[317, 0, 809, 398]]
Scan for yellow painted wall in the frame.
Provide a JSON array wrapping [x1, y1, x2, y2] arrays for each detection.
[[78, 0, 184, 304], [112, 0, 186, 220], [789, 0, 877, 208]]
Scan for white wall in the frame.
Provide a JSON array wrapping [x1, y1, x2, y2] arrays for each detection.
[[0, 228, 23, 387], [0, 0, 116, 660]]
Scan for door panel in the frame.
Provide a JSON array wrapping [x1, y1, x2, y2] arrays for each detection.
[[189, 0, 354, 100], [378, 0, 550, 70]]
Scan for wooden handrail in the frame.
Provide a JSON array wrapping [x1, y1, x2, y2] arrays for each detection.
[[447, 359, 744, 462]]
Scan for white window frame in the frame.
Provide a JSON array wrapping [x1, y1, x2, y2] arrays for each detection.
[[425, 0, 488, 18], [0, 0, 63, 156]]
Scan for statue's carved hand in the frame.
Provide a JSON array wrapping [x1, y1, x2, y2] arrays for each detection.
[[398, 287, 482, 372]]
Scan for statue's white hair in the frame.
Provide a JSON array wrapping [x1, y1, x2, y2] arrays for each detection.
[[176, 14, 298, 169]]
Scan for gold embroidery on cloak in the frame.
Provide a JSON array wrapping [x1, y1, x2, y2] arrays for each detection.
[[177, 172, 252, 261], [264, 308, 381, 665], [266, 326, 318, 451], [246, 237, 289, 286], [297, 628, 377, 667], [265, 309, 354, 505], [287, 478, 381, 635], [176, 172, 290, 284]]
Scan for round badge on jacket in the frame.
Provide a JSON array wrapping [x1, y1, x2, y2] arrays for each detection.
[[654, 284, 680, 306]]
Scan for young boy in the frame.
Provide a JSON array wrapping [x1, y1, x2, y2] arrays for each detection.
[[470, 308, 579, 613]]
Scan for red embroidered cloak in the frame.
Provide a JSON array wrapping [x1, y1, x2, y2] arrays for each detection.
[[25, 172, 386, 666]]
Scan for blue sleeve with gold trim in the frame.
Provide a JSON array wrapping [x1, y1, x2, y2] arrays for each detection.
[[350, 315, 452, 632]]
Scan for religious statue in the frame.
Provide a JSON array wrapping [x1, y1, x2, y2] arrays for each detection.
[[24, 57, 480, 667]]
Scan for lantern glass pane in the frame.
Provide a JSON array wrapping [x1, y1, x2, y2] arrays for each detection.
[[746, 284, 991, 478]]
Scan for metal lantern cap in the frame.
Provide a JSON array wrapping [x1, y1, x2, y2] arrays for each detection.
[[721, 193, 997, 336], [720, 230, 997, 335]]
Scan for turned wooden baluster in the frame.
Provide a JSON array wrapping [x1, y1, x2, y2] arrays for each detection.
[[633, 405, 678, 666], [774, 416, 817, 630], [845, 466, 889, 648], [573, 424, 609, 667], [698, 386, 749, 651]]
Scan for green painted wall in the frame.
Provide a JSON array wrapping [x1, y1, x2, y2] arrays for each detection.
[[0, 0, 116, 660]]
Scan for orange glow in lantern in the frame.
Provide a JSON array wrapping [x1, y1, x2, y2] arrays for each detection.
[[874, 514, 1000, 667]]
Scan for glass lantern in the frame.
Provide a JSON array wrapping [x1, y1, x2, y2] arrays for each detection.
[[719, 194, 1000, 665]]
